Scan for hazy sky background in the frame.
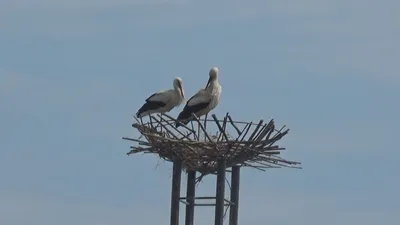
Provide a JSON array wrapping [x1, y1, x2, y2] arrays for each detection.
[[1, 0, 399, 224]]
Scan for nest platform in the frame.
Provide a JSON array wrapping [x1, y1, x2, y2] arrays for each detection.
[[123, 113, 301, 179]]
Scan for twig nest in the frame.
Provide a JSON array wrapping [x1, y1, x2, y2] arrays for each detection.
[[123, 113, 301, 178]]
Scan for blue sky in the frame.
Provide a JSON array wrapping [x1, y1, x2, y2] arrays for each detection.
[[1, 0, 399, 224]]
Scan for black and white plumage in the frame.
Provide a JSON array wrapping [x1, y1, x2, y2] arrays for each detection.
[[175, 67, 222, 127], [136, 77, 185, 118]]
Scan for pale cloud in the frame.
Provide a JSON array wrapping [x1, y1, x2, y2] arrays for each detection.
[[2, 0, 396, 82], [0, 0, 352, 34], [0, 70, 134, 140], [1, 0, 398, 80], [0, 192, 170, 225], [2, 180, 398, 225]]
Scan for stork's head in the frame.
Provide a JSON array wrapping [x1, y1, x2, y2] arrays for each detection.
[[206, 66, 219, 88], [173, 77, 184, 98]]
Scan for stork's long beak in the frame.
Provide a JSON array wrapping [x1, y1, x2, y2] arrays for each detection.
[[205, 77, 212, 88], [178, 84, 184, 98]]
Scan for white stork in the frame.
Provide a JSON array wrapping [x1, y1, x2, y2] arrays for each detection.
[[136, 77, 185, 118], [175, 67, 221, 127]]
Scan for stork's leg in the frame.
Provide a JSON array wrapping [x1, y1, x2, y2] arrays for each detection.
[[197, 116, 201, 141], [204, 113, 208, 129], [204, 113, 208, 141]]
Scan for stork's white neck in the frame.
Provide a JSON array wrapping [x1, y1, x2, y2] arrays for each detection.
[[173, 83, 184, 99], [173, 83, 179, 91]]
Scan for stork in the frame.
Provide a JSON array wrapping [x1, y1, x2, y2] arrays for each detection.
[[175, 67, 221, 128], [136, 77, 185, 118]]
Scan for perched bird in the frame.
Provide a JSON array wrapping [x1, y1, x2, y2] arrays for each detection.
[[175, 67, 222, 127], [136, 77, 185, 118]]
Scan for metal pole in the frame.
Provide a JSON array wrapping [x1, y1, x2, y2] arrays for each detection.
[[214, 158, 226, 225], [184, 171, 196, 225], [170, 157, 182, 225], [229, 166, 241, 225]]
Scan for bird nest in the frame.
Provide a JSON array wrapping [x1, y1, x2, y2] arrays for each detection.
[[123, 113, 301, 179]]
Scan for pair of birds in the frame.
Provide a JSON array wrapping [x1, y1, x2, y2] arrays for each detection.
[[136, 67, 222, 128]]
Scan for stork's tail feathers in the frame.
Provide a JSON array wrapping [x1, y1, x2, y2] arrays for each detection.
[[175, 109, 191, 128], [136, 106, 145, 118], [177, 109, 192, 121], [175, 120, 189, 128], [136, 101, 164, 118]]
